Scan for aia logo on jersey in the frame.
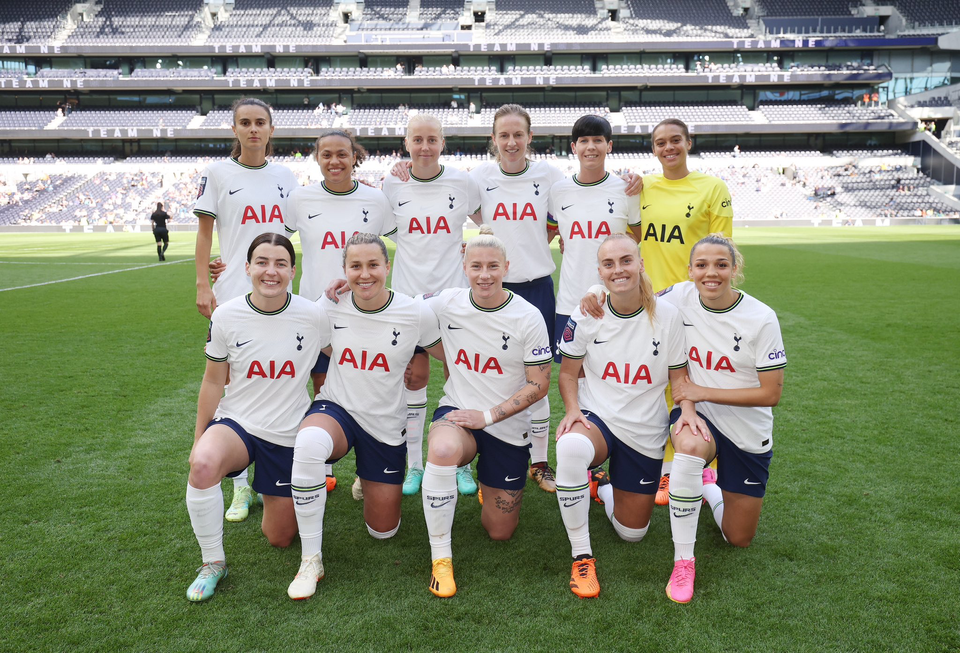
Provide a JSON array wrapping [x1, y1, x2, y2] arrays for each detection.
[[241, 205, 284, 225], [247, 360, 296, 379], [562, 318, 577, 343], [601, 362, 652, 385], [339, 348, 389, 372], [492, 202, 537, 221], [408, 216, 450, 234], [569, 221, 611, 240], [197, 176, 207, 199], [319, 230, 359, 249], [454, 349, 503, 374], [643, 223, 684, 244], [688, 346, 735, 373]]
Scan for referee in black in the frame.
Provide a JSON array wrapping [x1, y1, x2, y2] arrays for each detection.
[[150, 202, 171, 261]]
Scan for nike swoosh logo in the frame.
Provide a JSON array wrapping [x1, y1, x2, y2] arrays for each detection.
[[315, 405, 326, 411], [384, 468, 400, 474], [672, 512, 696, 518], [430, 500, 453, 508], [398, 200, 411, 206], [505, 475, 521, 482], [744, 479, 761, 485], [562, 501, 582, 507], [295, 500, 314, 505], [682, 321, 694, 327], [276, 481, 292, 486], [593, 339, 608, 344], [639, 479, 655, 485], [447, 325, 462, 330], [485, 186, 499, 191], [334, 325, 348, 329], [236, 340, 252, 347], [642, 204, 651, 209], [229, 188, 243, 195], [561, 204, 574, 211], [308, 213, 321, 219]]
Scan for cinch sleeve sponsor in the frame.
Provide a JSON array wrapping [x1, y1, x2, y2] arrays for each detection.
[[710, 179, 734, 237], [204, 312, 228, 362], [755, 314, 787, 372], [193, 166, 218, 220], [522, 309, 553, 365]]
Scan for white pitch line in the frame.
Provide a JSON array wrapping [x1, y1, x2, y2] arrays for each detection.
[[0, 259, 189, 292], [0, 260, 153, 266]]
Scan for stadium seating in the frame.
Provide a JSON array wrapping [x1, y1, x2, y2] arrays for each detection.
[[600, 64, 686, 75], [485, 0, 612, 42], [131, 68, 216, 79], [57, 110, 197, 129], [478, 104, 608, 127], [758, 101, 900, 122], [206, 0, 339, 44], [622, 103, 753, 125], [65, 0, 204, 45], [619, 0, 752, 39], [0, 0, 71, 44], [418, 0, 463, 22], [0, 111, 56, 129], [36, 69, 121, 79]]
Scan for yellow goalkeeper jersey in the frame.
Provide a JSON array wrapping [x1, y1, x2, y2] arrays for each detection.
[[638, 171, 733, 292]]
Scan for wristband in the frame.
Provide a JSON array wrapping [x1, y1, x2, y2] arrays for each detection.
[[483, 410, 494, 427]]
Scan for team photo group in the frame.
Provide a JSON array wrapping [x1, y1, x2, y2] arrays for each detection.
[[184, 96, 788, 607]]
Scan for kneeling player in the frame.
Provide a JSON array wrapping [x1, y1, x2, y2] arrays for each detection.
[[555, 234, 700, 598], [419, 226, 552, 597], [287, 233, 443, 600], [185, 234, 324, 602]]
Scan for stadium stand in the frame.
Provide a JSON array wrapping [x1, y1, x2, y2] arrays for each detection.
[[622, 103, 753, 124], [64, 0, 205, 45], [418, 0, 463, 22], [362, 0, 410, 22], [758, 102, 901, 122], [344, 105, 469, 128], [485, 0, 612, 42], [225, 67, 315, 78], [36, 69, 121, 79], [600, 64, 686, 75], [0, 0, 71, 44], [57, 110, 197, 130], [0, 111, 56, 129], [619, 0, 752, 39], [478, 104, 608, 127], [206, 0, 339, 44], [757, 0, 854, 17], [131, 68, 216, 79], [414, 66, 498, 77]]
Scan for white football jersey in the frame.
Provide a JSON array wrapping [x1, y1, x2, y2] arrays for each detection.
[[205, 293, 330, 447], [318, 291, 442, 446], [559, 299, 686, 460], [657, 281, 787, 453], [423, 288, 553, 447], [548, 173, 641, 314], [193, 159, 299, 303], [470, 160, 565, 283], [286, 180, 392, 301], [381, 166, 480, 295]]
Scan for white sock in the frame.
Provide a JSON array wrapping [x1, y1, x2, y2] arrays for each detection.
[[292, 426, 334, 559], [703, 482, 725, 533], [529, 397, 550, 464], [405, 387, 428, 471], [367, 519, 401, 540], [660, 460, 672, 477], [598, 482, 615, 522], [669, 453, 705, 561], [555, 432, 595, 558], [611, 514, 649, 542], [233, 467, 249, 489], [186, 483, 225, 563], [325, 463, 333, 478], [422, 462, 458, 560]]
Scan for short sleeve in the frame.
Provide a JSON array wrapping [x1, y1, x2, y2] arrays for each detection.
[[417, 299, 442, 348], [547, 187, 559, 229], [709, 179, 733, 237], [557, 308, 591, 360], [284, 186, 301, 234], [204, 311, 228, 362], [314, 299, 333, 350], [374, 190, 393, 236], [627, 192, 641, 227], [522, 308, 553, 366], [755, 313, 787, 372], [380, 177, 398, 238], [420, 287, 455, 315], [466, 174, 482, 216], [193, 165, 218, 220], [663, 305, 687, 370]]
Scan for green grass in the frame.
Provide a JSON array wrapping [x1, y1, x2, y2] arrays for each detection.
[[1, 228, 959, 652]]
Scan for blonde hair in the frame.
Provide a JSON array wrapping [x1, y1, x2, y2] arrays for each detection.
[[406, 113, 444, 139], [598, 233, 655, 322], [229, 97, 274, 159], [690, 232, 745, 286], [490, 103, 535, 162], [465, 224, 507, 261]]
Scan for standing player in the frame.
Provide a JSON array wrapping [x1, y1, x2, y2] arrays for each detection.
[[184, 233, 325, 602], [581, 234, 786, 603], [286, 233, 443, 600], [193, 97, 299, 521], [419, 227, 552, 598], [554, 234, 698, 598], [639, 118, 734, 504], [285, 130, 392, 494], [549, 115, 642, 366], [150, 202, 170, 261], [381, 113, 480, 498]]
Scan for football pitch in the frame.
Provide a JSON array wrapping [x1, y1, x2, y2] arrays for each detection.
[[1, 227, 958, 652]]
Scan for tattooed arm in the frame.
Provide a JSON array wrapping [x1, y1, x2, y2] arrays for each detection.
[[442, 362, 551, 430]]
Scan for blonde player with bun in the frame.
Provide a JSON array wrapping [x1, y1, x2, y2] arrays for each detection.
[[286, 233, 443, 600], [554, 233, 700, 599], [194, 97, 300, 522], [419, 225, 552, 598], [581, 233, 786, 604]]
